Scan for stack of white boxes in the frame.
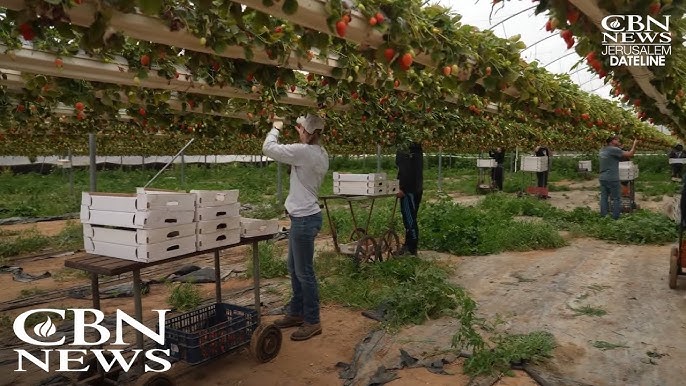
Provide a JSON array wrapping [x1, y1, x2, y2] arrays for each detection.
[[332, 172, 400, 196], [192, 190, 242, 251], [520, 156, 548, 172], [477, 159, 497, 168], [240, 217, 280, 238], [578, 160, 592, 172], [619, 161, 639, 181], [81, 189, 197, 262]]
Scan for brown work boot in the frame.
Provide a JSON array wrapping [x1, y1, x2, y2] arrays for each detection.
[[273, 315, 304, 329], [290, 323, 322, 341]]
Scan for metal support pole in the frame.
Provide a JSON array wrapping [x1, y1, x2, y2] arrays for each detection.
[[376, 144, 381, 172], [132, 269, 144, 374], [252, 240, 261, 323], [90, 273, 100, 310], [68, 151, 74, 196], [180, 151, 186, 190], [438, 146, 443, 192], [88, 133, 96, 192], [277, 162, 283, 203], [214, 250, 222, 303]]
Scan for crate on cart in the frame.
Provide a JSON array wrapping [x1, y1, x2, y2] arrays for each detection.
[[162, 303, 258, 365], [520, 156, 548, 172]]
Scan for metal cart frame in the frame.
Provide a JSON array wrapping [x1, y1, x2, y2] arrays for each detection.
[[320, 193, 401, 264], [65, 236, 281, 386]]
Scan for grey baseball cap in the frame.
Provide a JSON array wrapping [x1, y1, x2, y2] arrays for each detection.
[[296, 114, 325, 134]]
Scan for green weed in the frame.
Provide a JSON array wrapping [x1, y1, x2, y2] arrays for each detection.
[[18, 287, 47, 299], [245, 241, 288, 279], [166, 282, 202, 311], [571, 305, 607, 317]]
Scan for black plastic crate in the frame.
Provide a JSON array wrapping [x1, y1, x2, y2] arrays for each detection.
[[162, 303, 258, 364]]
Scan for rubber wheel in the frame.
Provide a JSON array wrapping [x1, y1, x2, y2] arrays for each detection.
[[354, 236, 379, 264], [250, 323, 282, 363], [379, 230, 400, 261], [349, 227, 367, 242], [77, 353, 119, 385], [135, 373, 175, 386], [669, 245, 679, 289]]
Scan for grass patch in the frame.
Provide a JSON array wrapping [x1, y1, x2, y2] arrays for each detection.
[[166, 282, 202, 312], [587, 284, 611, 292], [571, 305, 607, 317], [593, 340, 629, 351], [52, 267, 91, 282], [18, 287, 47, 299], [245, 241, 288, 279], [0, 221, 83, 259]]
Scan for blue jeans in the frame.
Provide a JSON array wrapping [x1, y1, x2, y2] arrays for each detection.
[[400, 191, 422, 254], [287, 212, 322, 324], [599, 180, 621, 219]]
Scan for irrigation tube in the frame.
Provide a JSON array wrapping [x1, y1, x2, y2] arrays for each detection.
[[143, 138, 195, 188]]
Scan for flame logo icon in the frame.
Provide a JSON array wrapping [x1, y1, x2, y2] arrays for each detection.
[[33, 316, 57, 338], [610, 20, 621, 29]]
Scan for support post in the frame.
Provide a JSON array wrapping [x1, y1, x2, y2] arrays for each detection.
[[438, 146, 443, 192], [214, 250, 222, 303], [376, 144, 381, 172], [252, 240, 261, 323], [180, 151, 186, 190], [88, 133, 96, 192], [68, 150, 74, 196]]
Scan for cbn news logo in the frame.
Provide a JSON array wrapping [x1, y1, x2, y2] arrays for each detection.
[[13, 308, 172, 373], [601, 14, 672, 67]]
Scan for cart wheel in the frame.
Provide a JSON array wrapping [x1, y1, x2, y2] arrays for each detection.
[[77, 353, 119, 385], [349, 227, 367, 242], [379, 230, 401, 261], [669, 246, 679, 289], [250, 323, 282, 363], [355, 236, 379, 264], [135, 373, 175, 386]]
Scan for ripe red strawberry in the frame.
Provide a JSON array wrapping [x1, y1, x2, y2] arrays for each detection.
[[400, 53, 413, 68], [442, 66, 452, 76], [369, 17, 378, 26], [384, 48, 395, 62], [18, 23, 35, 41], [375, 12, 385, 23], [545, 20, 552, 32], [649, 2, 660, 15], [140, 55, 150, 66], [290, 85, 296, 92], [566, 37, 575, 49], [560, 29, 573, 41], [567, 8, 580, 24], [139, 107, 146, 116], [336, 20, 347, 37], [75, 102, 85, 111], [16, 104, 25, 112], [54, 58, 63, 67]]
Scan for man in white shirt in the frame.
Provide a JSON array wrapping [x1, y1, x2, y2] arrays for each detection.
[[262, 114, 329, 341]]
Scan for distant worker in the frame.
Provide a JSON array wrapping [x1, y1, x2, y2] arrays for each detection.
[[599, 135, 638, 220], [396, 142, 424, 256], [534, 145, 552, 198], [488, 147, 505, 191], [669, 144, 685, 181]]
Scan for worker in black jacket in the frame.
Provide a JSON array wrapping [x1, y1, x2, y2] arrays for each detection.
[[395, 142, 423, 256], [489, 147, 505, 191]]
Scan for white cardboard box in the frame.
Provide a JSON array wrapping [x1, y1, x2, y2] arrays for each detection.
[[240, 218, 280, 238], [521, 156, 548, 172], [333, 185, 387, 195], [195, 203, 241, 221], [669, 158, 686, 164], [333, 180, 385, 188], [190, 190, 240, 207], [385, 180, 400, 194], [84, 235, 197, 262], [81, 206, 196, 229], [619, 161, 639, 180], [82, 191, 196, 212], [196, 228, 241, 250], [333, 172, 386, 182], [83, 223, 197, 245], [578, 160, 592, 171], [477, 159, 497, 168], [196, 217, 241, 234]]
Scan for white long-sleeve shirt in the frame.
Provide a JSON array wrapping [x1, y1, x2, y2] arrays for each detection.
[[262, 128, 329, 217]]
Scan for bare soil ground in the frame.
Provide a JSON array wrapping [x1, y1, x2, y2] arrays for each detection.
[[1, 188, 683, 386]]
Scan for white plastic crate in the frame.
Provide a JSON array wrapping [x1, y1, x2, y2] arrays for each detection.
[[521, 156, 548, 172], [385, 179, 400, 194], [83, 223, 196, 245], [82, 191, 195, 212], [83, 235, 197, 262], [333, 185, 387, 196], [619, 161, 639, 180], [669, 158, 686, 164], [196, 228, 241, 250], [190, 189, 239, 207], [194, 203, 240, 221], [240, 218, 280, 238], [578, 160, 592, 171], [477, 158, 497, 168], [196, 217, 241, 234], [80, 206, 195, 229], [333, 172, 386, 182]]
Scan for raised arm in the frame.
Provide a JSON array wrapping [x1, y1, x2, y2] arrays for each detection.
[[262, 121, 306, 165], [622, 140, 638, 159]]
